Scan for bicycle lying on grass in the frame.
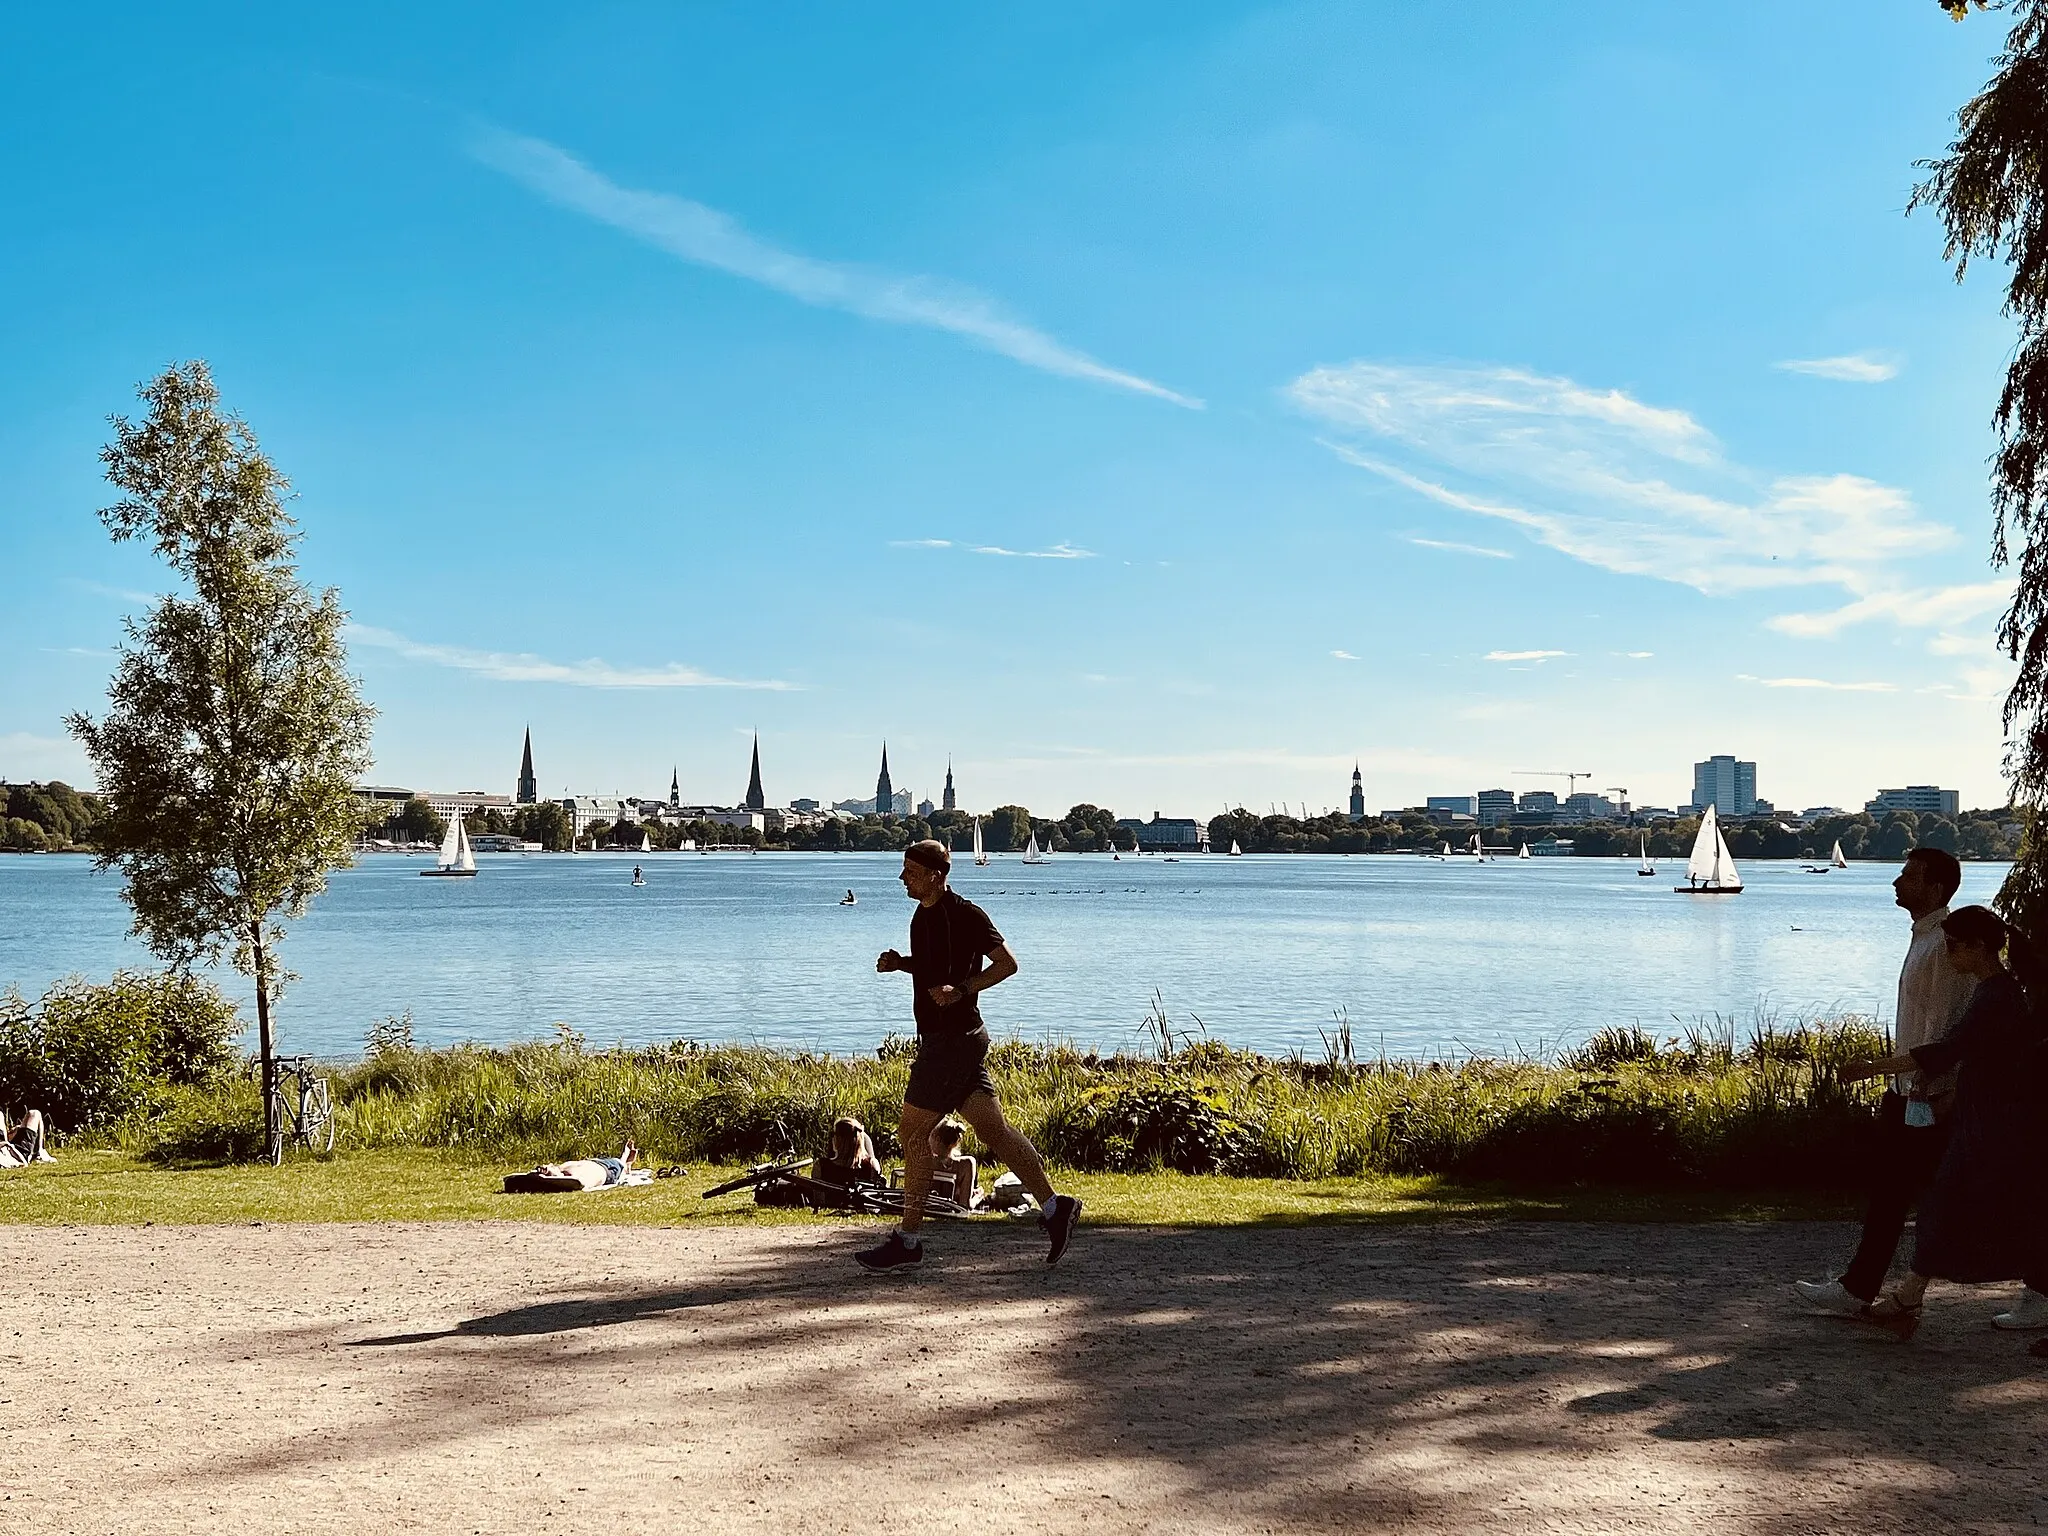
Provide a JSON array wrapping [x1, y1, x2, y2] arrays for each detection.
[[262, 1055, 334, 1164]]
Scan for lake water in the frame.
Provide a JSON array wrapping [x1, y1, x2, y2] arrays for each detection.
[[0, 851, 2006, 1062]]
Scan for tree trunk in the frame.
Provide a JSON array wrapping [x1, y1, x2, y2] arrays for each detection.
[[253, 927, 277, 1156]]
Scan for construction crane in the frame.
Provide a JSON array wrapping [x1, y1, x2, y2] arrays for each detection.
[[1606, 786, 1632, 819], [1513, 770, 1595, 797]]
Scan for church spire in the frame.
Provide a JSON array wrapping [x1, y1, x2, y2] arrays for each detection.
[[942, 757, 956, 813], [744, 733, 766, 812], [670, 765, 680, 809], [516, 727, 537, 805], [875, 742, 894, 818]]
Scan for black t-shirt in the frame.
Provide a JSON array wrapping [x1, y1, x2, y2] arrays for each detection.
[[907, 889, 1004, 1037]]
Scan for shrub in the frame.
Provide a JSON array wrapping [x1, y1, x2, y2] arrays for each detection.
[[0, 971, 242, 1134]]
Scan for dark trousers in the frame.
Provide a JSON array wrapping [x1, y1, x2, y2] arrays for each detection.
[[1842, 1091, 1953, 1302]]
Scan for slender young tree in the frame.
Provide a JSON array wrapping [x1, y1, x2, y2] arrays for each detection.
[[67, 362, 375, 1153], [1913, 0, 2048, 976]]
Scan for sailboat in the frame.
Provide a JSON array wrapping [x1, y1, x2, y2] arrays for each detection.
[[1676, 805, 1743, 894], [1517, 843, 1530, 860], [1229, 840, 1242, 857], [972, 818, 989, 867], [1469, 832, 1485, 861], [421, 816, 478, 878], [1636, 836, 1655, 877], [1831, 839, 1848, 869], [1022, 832, 1048, 865]]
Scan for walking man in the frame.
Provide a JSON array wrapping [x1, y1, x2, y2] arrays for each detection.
[[856, 839, 1081, 1272], [1796, 847, 1976, 1316]]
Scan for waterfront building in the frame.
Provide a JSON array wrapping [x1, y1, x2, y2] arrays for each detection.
[[1867, 785, 1960, 818], [744, 734, 766, 813], [1476, 788, 1515, 827], [708, 809, 767, 833], [560, 796, 634, 844], [1563, 792, 1618, 821], [1800, 805, 1847, 822], [1518, 790, 1558, 814], [1530, 838, 1576, 856], [790, 798, 820, 813], [1692, 755, 1758, 817], [1426, 794, 1477, 818], [943, 760, 957, 813], [516, 729, 537, 805], [1115, 814, 1209, 852], [423, 790, 515, 824], [1348, 766, 1366, 822], [875, 745, 894, 819], [354, 784, 416, 817]]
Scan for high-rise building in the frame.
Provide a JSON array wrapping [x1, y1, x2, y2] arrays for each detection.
[[744, 734, 766, 812], [1867, 786, 1961, 818], [516, 728, 538, 805], [1692, 755, 1758, 817], [1476, 788, 1515, 827], [918, 795, 936, 819], [1563, 792, 1619, 821], [943, 760, 957, 813], [1348, 765, 1366, 821], [875, 744, 894, 819], [1426, 794, 1477, 818]]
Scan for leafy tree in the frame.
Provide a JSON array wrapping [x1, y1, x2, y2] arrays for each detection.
[[984, 805, 1032, 853], [511, 801, 570, 851], [2, 818, 49, 852], [1058, 803, 1121, 852], [65, 362, 374, 1153], [394, 797, 445, 845]]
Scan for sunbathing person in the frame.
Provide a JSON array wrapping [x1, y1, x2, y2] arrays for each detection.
[[813, 1117, 885, 1189], [928, 1119, 979, 1208], [522, 1141, 639, 1191], [0, 1108, 51, 1168]]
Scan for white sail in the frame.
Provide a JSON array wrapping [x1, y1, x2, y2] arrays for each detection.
[[1022, 832, 1047, 865], [1229, 840, 1242, 856], [973, 818, 988, 865], [1518, 843, 1529, 859], [1831, 839, 1848, 869], [1440, 841, 1451, 856], [1639, 836, 1653, 874], [1683, 806, 1742, 891], [451, 816, 476, 873], [1470, 832, 1484, 859]]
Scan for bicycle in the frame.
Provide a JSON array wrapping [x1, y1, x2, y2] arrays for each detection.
[[263, 1055, 334, 1164]]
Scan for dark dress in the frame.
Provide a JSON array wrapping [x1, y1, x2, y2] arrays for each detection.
[[1909, 972, 2048, 1283]]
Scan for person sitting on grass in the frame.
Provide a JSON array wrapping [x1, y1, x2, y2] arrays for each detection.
[[928, 1119, 979, 1209], [0, 1108, 52, 1168], [525, 1141, 639, 1191], [813, 1116, 884, 1189]]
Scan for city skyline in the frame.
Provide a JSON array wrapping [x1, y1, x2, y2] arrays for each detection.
[[0, 6, 2022, 814]]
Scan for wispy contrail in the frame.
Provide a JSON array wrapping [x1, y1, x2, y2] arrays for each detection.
[[471, 127, 1201, 409]]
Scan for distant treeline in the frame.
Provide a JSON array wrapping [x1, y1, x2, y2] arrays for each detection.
[[1, 781, 105, 852]]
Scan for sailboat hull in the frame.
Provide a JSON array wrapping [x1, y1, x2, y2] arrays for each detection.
[[1674, 885, 1742, 895], [420, 868, 478, 878]]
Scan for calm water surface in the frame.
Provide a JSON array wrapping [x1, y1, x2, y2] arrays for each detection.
[[0, 851, 2005, 1060]]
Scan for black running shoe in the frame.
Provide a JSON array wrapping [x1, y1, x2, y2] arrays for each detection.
[[855, 1231, 924, 1273], [1041, 1194, 1082, 1266]]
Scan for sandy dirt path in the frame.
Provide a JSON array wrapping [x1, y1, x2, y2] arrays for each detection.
[[5, 1218, 2046, 1534]]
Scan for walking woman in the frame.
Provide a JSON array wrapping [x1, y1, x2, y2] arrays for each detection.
[[1842, 904, 2048, 1348]]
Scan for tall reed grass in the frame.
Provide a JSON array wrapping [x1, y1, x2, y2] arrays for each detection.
[[125, 1009, 1894, 1188]]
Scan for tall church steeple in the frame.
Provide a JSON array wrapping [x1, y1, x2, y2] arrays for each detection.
[[942, 758, 956, 812], [670, 766, 680, 809], [1348, 763, 1366, 822], [744, 734, 766, 812], [516, 728, 538, 805], [875, 743, 894, 817]]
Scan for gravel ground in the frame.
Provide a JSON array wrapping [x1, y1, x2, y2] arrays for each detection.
[[6, 1218, 2047, 1534]]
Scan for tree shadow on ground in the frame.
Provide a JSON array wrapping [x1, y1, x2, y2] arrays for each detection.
[[221, 1220, 2048, 1532]]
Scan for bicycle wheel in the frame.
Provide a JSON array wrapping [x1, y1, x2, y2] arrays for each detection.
[[305, 1078, 334, 1153], [267, 1090, 291, 1166]]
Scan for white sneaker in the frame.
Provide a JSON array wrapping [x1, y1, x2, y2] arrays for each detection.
[[1992, 1288, 2048, 1330], [1794, 1278, 1868, 1317]]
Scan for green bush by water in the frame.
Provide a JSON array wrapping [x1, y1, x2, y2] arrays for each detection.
[[0, 971, 240, 1132], [103, 1008, 1893, 1189]]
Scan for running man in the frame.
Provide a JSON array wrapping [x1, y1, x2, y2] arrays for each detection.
[[856, 839, 1080, 1272]]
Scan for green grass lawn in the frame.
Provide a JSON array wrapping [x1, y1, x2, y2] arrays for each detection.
[[0, 1149, 1859, 1227]]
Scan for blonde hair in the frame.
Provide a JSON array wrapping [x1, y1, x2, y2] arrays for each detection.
[[931, 1119, 966, 1151]]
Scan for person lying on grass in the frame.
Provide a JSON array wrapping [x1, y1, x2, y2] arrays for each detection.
[[928, 1119, 979, 1209], [0, 1108, 52, 1168], [520, 1142, 640, 1192], [813, 1116, 885, 1189]]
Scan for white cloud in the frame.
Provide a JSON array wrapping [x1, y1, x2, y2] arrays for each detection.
[[1484, 649, 1567, 663], [1291, 360, 1965, 633], [1766, 580, 2010, 639], [471, 127, 1201, 409], [1775, 353, 1901, 383], [1928, 631, 1987, 656], [1406, 536, 1512, 560], [1330, 649, 1359, 660], [1621, 651, 1654, 659], [1738, 674, 1897, 693], [968, 542, 1094, 560], [889, 538, 955, 549], [348, 624, 796, 690]]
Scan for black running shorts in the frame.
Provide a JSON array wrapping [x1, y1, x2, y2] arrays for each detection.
[[905, 1028, 997, 1114]]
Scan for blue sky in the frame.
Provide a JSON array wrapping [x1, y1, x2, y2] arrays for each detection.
[[0, 3, 2026, 817]]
